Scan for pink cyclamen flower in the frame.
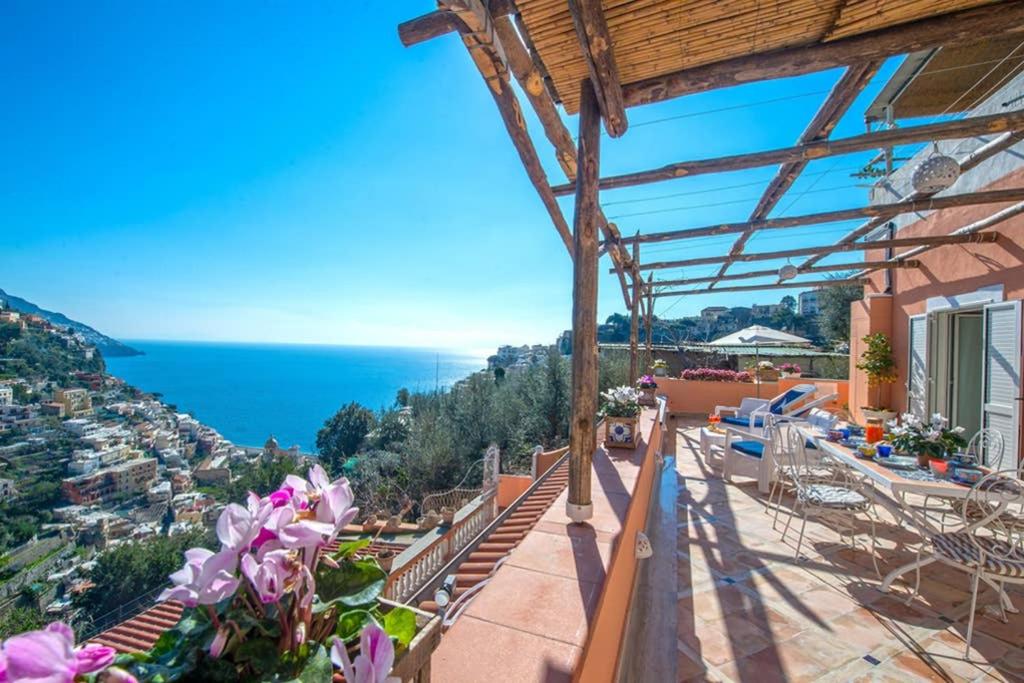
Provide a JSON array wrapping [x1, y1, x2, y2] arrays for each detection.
[[240, 549, 297, 604], [216, 495, 273, 553], [330, 624, 399, 683], [267, 486, 294, 508], [159, 548, 239, 607], [0, 622, 119, 683]]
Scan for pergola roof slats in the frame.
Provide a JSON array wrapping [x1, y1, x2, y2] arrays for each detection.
[[653, 277, 870, 298], [652, 260, 920, 288], [612, 187, 1024, 246], [552, 109, 1024, 196]]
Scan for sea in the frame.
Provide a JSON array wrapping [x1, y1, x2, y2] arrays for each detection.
[[105, 341, 486, 453]]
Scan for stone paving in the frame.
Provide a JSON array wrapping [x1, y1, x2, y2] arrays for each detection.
[[672, 422, 1024, 682]]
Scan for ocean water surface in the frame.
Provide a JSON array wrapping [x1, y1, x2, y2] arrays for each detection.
[[105, 342, 485, 452]]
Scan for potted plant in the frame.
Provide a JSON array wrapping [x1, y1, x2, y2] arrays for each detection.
[[651, 359, 669, 377], [748, 360, 779, 382], [71, 465, 436, 681], [778, 362, 802, 378], [601, 386, 641, 449], [889, 412, 967, 468], [376, 548, 397, 573], [856, 333, 899, 422], [636, 375, 658, 406]]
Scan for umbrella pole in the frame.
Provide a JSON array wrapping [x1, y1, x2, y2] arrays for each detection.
[[755, 345, 760, 398]]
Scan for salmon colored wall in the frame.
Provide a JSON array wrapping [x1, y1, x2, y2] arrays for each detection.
[[848, 294, 893, 425], [852, 167, 1024, 440], [657, 377, 780, 416], [574, 411, 663, 683], [495, 475, 532, 510], [534, 446, 569, 479]]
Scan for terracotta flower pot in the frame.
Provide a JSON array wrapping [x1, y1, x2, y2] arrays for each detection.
[[638, 387, 657, 406]]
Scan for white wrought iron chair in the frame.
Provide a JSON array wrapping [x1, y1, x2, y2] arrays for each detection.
[[765, 415, 841, 532], [920, 471, 1024, 657], [930, 429, 1013, 533], [779, 425, 881, 576]]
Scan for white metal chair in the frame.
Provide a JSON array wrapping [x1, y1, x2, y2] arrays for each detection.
[[923, 471, 1024, 657], [722, 425, 775, 494], [779, 425, 881, 576], [715, 384, 817, 433], [766, 416, 840, 532]]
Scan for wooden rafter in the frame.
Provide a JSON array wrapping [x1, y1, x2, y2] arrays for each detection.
[[398, 0, 515, 47], [651, 260, 921, 288], [438, 0, 574, 257], [635, 232, 999, 271], [622, 2, 1024, 107], [653, 277, 869, 298], [709, 61, 881, 287], [492, 14, 632, 308], [794, 130, 1024, 274], [611, 187, 1024, 246], [567, 0, 627, 137], [553, 110, 1024, 196], [853, 201, 1024, 275]]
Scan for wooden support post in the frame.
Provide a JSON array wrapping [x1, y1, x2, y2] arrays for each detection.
[[567, 79, 601, 524], [644, 273, 654, 357], [552, 110, 1024, 196], [628, 237, 640, 385]]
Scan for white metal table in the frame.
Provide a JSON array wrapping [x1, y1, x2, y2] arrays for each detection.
[[699, 426, 725, 466]]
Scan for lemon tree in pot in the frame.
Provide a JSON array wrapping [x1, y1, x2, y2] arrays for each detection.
[[856, 332, 899, 423]]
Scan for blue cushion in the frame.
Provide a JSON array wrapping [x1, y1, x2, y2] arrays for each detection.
[[721, 415, 765, 428], [770, 388, 807, 414], [731, 440, 764, 458]]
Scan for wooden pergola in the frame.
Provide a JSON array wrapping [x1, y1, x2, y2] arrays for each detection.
[[399, 0, 1024, 523]]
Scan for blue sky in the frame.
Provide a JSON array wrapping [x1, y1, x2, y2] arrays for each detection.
[[1, 3, 916, 355]]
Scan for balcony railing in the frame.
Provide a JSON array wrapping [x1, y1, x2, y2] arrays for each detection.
[[383, 492, 497, 603]]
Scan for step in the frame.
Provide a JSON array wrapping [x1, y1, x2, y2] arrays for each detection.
[[467, 551, 507, 562], [418, 601, 438, 613], [478, 542, 515, 553], [456, 574, 486, 587], [459, 561, 498, 574]]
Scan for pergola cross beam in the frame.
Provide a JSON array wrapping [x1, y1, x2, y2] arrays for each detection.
[[653, 277, 869, 298]]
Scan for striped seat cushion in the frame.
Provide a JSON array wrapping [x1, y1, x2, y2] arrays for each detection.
[[932, 532, 1024, 578], [799, 484, 869, 510]]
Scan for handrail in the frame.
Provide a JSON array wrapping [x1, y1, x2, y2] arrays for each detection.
[[383, 494, 496, 603], [406, 446, 572, 606]]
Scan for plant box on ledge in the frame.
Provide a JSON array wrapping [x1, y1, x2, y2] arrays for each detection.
[[601, 386, 642, 449]]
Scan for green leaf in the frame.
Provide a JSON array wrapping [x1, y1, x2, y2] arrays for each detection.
[[316, 558, 386, 606], [335, 608, 373, 643], [236, 637, 279, 673], [331, 539, 370, 560], [382, 606, 417, 648], [296, 643, 333, 683]]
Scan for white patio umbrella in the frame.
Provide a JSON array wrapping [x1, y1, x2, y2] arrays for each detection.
[[708, 325, 810, 397]]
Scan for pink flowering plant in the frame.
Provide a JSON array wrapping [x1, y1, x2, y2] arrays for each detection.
[[778, 363, 801, 374], [108, 464, 416, 682], [0, 621, 136, 682], [680, 368, 753, 383], [636, 375, 658, 389]]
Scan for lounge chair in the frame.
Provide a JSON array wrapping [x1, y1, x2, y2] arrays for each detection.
[[714, 384, 817, 432], [722, 426, 776, 493]]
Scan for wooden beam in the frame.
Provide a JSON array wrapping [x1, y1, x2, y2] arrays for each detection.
[[795, 130, 1024, 273], [613, 188, 1024, 246], [567, 79, 601, 524], [710, 61, 881, 287], [651, 260, 921, 288], [654, 278, 869, 298], [440, 1, 574, 257], [622, 2, 1024, 108], [493, 15, 632, 306], [567, 0, 627, 137], [637, 232, 999, 271], [853, 201, 1024, 275], [644, 273, 653, 355], [398, 0, 516, 47], [552, 110, 1024, 196], [629, 237, 640, 385]]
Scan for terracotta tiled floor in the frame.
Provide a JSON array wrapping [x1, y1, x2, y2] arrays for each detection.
[[672, 422, 1024, 683]]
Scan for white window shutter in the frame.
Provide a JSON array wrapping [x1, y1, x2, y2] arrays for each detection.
[[982, 301, 1021, 470], [907, 315, 928, 418]]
